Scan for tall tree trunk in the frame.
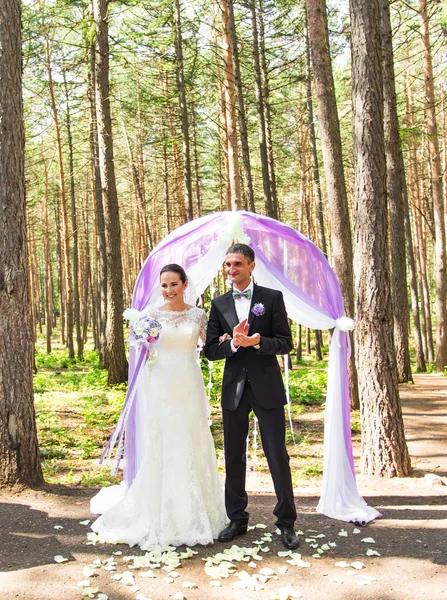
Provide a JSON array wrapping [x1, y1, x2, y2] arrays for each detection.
[[304, 5, 326, 255], [350, 0, 411, 476], [54, 198, 65, 346], [62, 68, 83, 360], [174, 0, 194, 222], [258, 0, 278, 213], [44, 35, 74, 359], [221, 0, 242, 210], [0, 0, 44, 486], [224, 0, 255, 211], [379, 0, 412, 383], [418, 0, 447, 372], [306, 0, 359, 409], [88, 43, 107, 365], [249, 0, 274, 217], [41, 152, 54, 354], [402, 153, 426, 372], [92, 0, 128, 384]]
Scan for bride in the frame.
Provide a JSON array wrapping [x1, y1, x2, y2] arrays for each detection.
[[90, 264, 226, 549]]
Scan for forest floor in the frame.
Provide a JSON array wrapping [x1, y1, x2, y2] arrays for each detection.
[[1, 373, 446, 600]]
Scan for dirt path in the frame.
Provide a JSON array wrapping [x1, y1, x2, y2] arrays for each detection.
[[1, 374, 446, 600]]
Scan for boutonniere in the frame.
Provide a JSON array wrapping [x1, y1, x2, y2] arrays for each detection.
[[252, 302, 265, 316]]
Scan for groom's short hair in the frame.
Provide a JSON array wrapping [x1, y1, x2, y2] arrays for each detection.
[[226, 243, 255, 263]]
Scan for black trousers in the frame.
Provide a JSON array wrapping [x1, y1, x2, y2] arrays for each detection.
[[222, 380, 297, 529]]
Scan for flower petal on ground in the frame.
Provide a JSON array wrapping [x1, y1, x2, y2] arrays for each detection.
[[334, 561, 350, 568], [139, 570, 155, 578], [361, 537, 376, 544], [54, 555, 68, 563], [272, 584, 303, 599], [210, 580, 221, 587], [350, 561, 365, 570], [80, 520, 91, 525], [366, 549, 381, 557]]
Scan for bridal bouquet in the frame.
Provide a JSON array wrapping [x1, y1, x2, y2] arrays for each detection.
[[128, 316, 162, 349]]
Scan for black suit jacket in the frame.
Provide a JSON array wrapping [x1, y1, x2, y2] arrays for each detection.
[[204, 284, 293, 410]]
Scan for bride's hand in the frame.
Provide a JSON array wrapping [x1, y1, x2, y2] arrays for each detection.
[[219, 333, 231, 343]]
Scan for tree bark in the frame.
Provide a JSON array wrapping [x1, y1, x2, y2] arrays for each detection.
[[224, 0, 255, 212], [220, 0, 242, 210], [92, 0, 128, 384], [0, 0, 44, 487], [306, 0, 359, 409], [44, 34, 74, 359], [379, 0, 412, 383], [350, 0, 411, 476], [249, 0, 274, 217], [304, 5, 326, 255], [258, 0, 278, 215], [418, 0, 447, 372], [62, 67, 83, 360], [88, 42, 107, 365], [402, 152, 426, 372], [174, 0, 194, 222]]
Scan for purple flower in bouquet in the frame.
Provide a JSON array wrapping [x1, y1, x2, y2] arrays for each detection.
[[252, 302, 265, 317], [129, 316, 162, 348]]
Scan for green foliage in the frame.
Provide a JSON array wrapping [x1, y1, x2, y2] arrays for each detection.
[[34, 342, 329, 485], [288, 366, 327, 406]]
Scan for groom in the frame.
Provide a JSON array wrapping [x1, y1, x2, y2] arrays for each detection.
[[204, 243, 299, 550]]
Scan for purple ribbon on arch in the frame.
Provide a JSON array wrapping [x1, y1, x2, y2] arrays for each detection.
[[100, 336, 152, 475]]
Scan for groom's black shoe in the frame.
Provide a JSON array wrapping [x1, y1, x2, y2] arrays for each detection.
[[280, 527, 300, 550], [218, 521, 248, 542]]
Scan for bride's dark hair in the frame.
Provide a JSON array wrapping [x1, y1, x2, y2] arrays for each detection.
[[160, 264, 188, 284]]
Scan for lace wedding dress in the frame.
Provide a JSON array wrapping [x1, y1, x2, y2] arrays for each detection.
[[90, 307, 226, 549]]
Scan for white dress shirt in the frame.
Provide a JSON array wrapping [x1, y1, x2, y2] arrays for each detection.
[[231, 281, 254, 352]]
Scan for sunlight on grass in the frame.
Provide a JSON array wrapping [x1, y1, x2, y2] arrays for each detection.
[[34, 346, 331, 485]]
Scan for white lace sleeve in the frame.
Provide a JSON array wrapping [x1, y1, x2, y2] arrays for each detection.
[[199, 310, 208, 345]]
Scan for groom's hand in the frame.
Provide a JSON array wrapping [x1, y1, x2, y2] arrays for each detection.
[[234, 332, 261, 348]]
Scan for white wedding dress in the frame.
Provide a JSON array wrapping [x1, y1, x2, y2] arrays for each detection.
[[90, 307, 226, 549]]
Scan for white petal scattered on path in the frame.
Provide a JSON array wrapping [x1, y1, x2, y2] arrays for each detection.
[[77, 580, 91, 587], [54, 555, 68, 563], [54, 525, 63, 530], [119, 571, 136, 585], [334, 561, 351, 568], [81, 588, 98, 598], [210, 580, 222, 587], [139, 570, 155, 578], [361, 537, 376, 544], [366, 549, 381, 557], [83, 566, 97, 577], [80, 520, 91, 525], [350, 561, 365, 570], [352, 528, 361, 534], [272, 584, 303, 599], [172, 593, 186, 600], [338, 530, 348, 537], [278, 566, 288, 575]]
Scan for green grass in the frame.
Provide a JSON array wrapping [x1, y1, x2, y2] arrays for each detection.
[[34, 344, 329, 485]]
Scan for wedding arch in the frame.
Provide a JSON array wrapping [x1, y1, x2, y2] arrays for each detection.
[[123, 210, 380, 524]]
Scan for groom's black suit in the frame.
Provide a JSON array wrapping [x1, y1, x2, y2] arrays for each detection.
[[204, 283, 297, 528]]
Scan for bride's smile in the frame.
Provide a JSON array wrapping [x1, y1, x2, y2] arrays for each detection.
[[160, 271, 189, 310]]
